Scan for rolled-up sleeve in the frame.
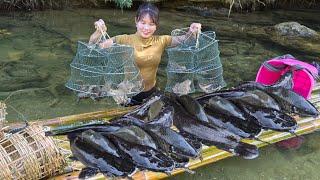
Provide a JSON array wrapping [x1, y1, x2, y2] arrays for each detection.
[[114, 34, 129, 44]]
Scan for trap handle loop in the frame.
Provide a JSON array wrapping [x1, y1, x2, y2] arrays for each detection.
[[97, 26, 111, 41], [195, 29, 201, 49]]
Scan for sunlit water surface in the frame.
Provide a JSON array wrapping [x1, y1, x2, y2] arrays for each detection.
[[0, 8, 320, 179]]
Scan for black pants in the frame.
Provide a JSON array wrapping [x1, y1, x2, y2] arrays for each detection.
[[127, 87, 157, 106]]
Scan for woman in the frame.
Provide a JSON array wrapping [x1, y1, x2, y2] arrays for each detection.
[[89, 3, 201, 105]]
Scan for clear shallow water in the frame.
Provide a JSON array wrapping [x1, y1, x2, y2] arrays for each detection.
[[0, 7, 320, 179]]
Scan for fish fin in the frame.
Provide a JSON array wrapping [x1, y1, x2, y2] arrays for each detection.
[[179, 94, 210, 123], [78, 167, 99, 179], [147, 106, 174, 128], [271, 69, 294, 90], [234, 142, 259, 160]]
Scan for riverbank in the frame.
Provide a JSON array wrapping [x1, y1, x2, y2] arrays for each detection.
[[1, 0, 319, 12]]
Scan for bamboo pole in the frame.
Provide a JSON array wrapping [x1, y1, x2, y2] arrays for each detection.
[[8, 107, 134, 129]]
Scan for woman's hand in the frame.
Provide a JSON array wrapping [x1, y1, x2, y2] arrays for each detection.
[[89, 19, 110, 45], [170, 23, 202, 47], [94, 19, 107, 34], [99, 39, 114, 48], [188, 23, 202, 36]]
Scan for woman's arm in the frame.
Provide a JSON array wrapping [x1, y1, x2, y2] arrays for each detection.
[[89, 30, 104, 44], [88, 19, 115, 48], [170, 23, 202, 47]]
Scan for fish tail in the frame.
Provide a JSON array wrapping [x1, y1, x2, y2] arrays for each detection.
[[234, 142, 259, 160]]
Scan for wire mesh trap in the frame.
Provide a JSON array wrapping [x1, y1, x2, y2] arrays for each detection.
[[65, 41, 143, 101], [165, 28, 226, 94]]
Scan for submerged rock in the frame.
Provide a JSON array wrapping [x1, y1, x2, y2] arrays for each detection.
[[274, 22, 318, 38], [244, 23, 320, 57]]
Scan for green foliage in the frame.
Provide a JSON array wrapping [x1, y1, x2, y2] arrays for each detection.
[[1, 0, 317, 12], [225, 0, 319, 17], [108, 0, 133, 9], [0, 0, 68, 10], [0, 0, 133, 11]]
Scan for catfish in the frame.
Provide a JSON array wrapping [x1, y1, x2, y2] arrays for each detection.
[[238, 81, 319, 117], [107, 134, 175, 173], [69, 134, 136, 178]]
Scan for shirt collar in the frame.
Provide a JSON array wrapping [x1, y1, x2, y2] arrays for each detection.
[[135, 32, 154, 47]]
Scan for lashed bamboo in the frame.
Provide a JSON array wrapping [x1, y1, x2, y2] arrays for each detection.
[[53, 83, 320, 180]]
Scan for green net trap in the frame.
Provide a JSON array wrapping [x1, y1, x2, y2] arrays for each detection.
[[65, 41, 143, 100], [165, 28, 226, 94]]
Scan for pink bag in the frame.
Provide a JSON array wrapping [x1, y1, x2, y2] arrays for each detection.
[[255, 55, 318, 99]]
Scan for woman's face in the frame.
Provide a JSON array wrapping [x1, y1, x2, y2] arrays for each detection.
[[136, 14, 157, 39]]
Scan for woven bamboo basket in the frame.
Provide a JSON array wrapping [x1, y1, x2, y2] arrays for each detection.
[[0, 125, 66, 179]]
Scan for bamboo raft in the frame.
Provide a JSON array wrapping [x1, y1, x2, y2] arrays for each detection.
[[35, 83, 320, 179]]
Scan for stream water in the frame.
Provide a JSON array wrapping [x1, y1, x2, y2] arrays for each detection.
[[0, 7, 319, 179]]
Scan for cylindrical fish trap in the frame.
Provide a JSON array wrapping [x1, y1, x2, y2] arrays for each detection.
[[165, 28, 226, 94], [65, 41, 143, 98], [0, 125, 66, 179]]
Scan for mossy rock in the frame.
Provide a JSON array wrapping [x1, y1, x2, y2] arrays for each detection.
[[245, 24, 320, 58]]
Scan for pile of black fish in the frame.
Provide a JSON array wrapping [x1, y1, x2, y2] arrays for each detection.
[[46, 78, 319, 179]]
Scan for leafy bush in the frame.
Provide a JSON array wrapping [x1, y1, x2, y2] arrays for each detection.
[[0, 0, 133, 11]]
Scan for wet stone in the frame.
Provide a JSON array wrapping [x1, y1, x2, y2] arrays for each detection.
[[274, 22, 318, 38]]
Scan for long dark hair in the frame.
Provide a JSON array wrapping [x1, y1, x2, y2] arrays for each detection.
[[136, 3, 159, 26]]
